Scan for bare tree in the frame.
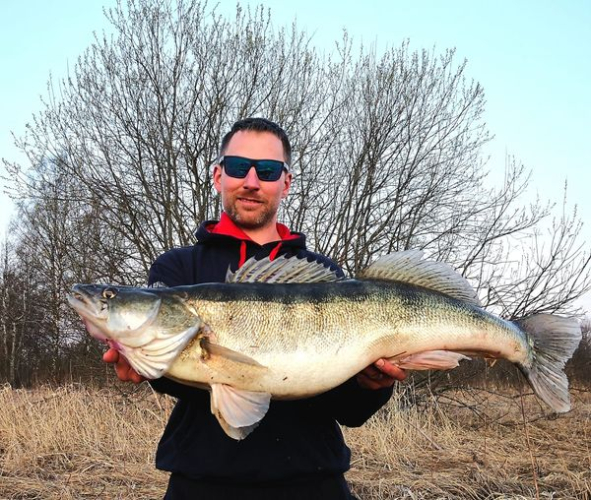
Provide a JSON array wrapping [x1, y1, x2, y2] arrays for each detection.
[[476, 189, 591, 318], [0, 240, 24, 385], [0, 156, 133, 384], [0, 236, 49, 386], [6, 0, 336, 280]]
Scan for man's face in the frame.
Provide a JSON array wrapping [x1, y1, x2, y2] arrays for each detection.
[[213, 130, 292, 231]]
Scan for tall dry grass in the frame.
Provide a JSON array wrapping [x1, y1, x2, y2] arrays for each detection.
[[0, 383, 589, 499], [0, 384, 171, 499], [344, 386, 591, 499]]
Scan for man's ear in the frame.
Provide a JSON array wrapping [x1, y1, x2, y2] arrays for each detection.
[[281, 172, 292, 199], [213, 164, 223, 194]]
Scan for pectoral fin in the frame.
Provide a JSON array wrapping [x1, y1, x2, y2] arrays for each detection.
[[203, 341, 266, 367], [210, 384, 271, 440], [393, 350, 470, 370], [199, 338, 269, 384]]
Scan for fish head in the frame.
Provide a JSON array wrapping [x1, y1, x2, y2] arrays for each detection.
[[68, 284, 163, 344], [68, 284, 202, 378]]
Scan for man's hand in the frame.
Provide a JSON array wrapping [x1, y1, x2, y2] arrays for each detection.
[[356, 358, 406, 390], [103, 347, 146, 384]]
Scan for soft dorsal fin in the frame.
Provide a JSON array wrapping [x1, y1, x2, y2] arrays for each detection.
[[357, 250, 480, 306], [226, 255, 342, 284]]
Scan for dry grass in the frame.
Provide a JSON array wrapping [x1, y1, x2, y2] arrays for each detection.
[[345, 386, 591, 499], [0, 384, 171, 499], [0, 383, 589, 500]]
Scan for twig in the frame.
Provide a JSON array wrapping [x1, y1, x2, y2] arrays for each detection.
[[148, 383, 163, 413], [519, 385, 540, 500], [401, 416, 443, 451]]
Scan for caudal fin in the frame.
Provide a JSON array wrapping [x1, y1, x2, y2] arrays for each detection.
[[516, 314, 582, 413]]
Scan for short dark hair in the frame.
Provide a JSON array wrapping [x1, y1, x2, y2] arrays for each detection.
[[219, 117, 292, 165]]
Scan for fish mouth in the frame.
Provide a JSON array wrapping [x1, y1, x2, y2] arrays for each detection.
[[67, 285, 111, 342], [67, 285, 108, 320], [68, 284, 166, 348]]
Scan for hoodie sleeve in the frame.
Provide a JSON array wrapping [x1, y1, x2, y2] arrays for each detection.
[[148, 247, 195, 288], [149, 376, 210, 402], [311, 377, 394, 427]]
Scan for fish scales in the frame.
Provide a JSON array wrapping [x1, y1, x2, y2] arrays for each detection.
[[167, 280, 529, 396]]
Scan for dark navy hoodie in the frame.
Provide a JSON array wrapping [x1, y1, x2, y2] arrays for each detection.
[[148, 214, 393, 485]]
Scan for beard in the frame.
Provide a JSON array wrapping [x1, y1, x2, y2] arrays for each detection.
[[223, 196, 280, 230]]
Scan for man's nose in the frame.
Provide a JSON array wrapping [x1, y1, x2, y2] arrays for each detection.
[[242, 166, 260, 189]]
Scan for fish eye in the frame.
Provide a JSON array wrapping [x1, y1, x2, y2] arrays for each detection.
[[102, 287, 117, 299]]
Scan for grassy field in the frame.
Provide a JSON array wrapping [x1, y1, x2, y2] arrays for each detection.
[[0, 383, 589, 499]]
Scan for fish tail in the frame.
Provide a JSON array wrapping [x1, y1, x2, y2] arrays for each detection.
[[516, 314, 582, 413]]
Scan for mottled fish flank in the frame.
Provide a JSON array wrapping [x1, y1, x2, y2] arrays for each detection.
[[68, 250, 582, 439]]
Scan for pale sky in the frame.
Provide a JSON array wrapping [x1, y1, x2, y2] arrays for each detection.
[[1, 1, 590, 308]]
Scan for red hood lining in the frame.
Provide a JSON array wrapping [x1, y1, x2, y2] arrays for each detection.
[[207, 213, 299, 268], [207, 212, 299, 242]]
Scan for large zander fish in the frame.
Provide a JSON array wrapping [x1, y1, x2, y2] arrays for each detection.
[[68, 250, 582, 439]]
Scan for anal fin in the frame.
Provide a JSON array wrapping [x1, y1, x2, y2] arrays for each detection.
[[393, 350, 470, 370]]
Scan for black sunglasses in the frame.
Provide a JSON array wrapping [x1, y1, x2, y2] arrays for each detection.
[[218, 156, 289, 182]]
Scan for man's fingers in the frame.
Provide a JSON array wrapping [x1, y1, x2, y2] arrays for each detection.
[[103, 347, 145, 383], [375, 359, 407, 381], [116, 357, 142, 383], [362, 365, 384, 380], [102, 347, 119, 364], [127, 365, 145, 384], [356, 358, 408, 390], [114, 359, 128, 380]]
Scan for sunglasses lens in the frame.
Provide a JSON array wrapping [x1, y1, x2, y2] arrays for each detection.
[[223, 157, 252, 178], [255, 160, 283, 181], [222, 157, 284, 181]]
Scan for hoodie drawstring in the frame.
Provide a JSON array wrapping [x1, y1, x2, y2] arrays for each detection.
[[238, 241, 283, 268], [269, 242, 283, 262], [238, 241, 248, 268]]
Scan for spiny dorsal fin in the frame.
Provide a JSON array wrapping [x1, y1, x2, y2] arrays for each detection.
[[358, 250, 481, 306], [226, 255, 342, 284]]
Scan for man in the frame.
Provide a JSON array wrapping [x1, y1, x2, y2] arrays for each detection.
[[104, 117, 406, 499]]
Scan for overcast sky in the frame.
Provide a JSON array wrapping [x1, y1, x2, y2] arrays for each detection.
[[1, 0, 589, 306]]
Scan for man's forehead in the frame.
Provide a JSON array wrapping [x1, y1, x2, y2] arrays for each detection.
[[225, 131, 285, 159], [226, 130, 281, 144]]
